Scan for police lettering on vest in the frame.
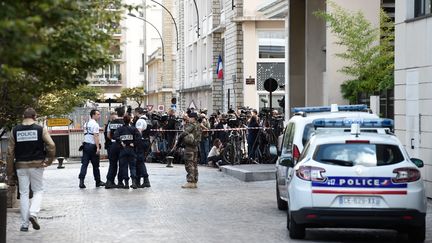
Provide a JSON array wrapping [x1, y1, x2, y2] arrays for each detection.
[[13, 124, 45, 162], [109, 118, 124, 140]]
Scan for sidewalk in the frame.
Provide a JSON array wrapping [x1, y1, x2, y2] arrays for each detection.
[[220, 164, 276, 182]]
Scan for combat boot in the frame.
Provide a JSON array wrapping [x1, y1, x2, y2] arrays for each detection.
[[142, 177, 151, 188], [181, 182, 195, 189], [79, 179, 86, 189], [131, 179, 138, 189], [117, 181, 124, 189], [123, 180, 130, 189], [105, 180, 116, 189], [95, 180, 106, 187]]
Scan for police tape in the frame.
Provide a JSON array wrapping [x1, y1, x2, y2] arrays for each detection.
[[149, 127, 272, 132]]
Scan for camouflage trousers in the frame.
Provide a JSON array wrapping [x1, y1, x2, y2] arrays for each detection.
[[184, 146, 199, 183]]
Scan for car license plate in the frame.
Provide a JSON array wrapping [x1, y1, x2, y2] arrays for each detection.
[[338, 196, 381, 207]]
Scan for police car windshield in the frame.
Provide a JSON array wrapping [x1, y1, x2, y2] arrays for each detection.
[[313, 143, 404, 167]]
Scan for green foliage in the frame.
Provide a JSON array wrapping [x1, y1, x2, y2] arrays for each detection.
[[37, 85, 103, 116], [315, 2, 394, 103], [119, 87, 145, 108], [0, 0, 122, 128]]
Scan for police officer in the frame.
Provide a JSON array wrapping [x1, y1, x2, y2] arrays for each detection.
[[114, 114, 141, 189], [105, 106, 125, 189], [103, 112, 117, 153], [134, 107, 151, 188], [79, 109, 105, 189], [178, 112, 202, 189], [6, 108, 56, 231]]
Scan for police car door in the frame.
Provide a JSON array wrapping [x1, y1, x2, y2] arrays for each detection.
[[277, 123, 295, 200]]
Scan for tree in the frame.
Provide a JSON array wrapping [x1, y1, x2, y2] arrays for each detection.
[[315, 2, 394, 103], [37, 85, 103, 116], [0, 0, 123, 128], [119, 87, 146, 108]]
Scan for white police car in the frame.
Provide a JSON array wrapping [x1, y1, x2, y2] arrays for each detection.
[[284, 121, 426, 242], [276, 104, 384, 210]]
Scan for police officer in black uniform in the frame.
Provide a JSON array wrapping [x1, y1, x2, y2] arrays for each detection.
[[105, 106, 125, 189], [114, 114, 141, 189], [134, 107, 151, 188]]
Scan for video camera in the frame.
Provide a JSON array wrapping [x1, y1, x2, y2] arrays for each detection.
[[259, 107, 272, 119]]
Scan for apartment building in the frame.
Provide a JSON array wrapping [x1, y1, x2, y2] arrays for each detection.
[[394, 0, 432, 197], [175, 0, 285, 114], [87, 0, 163, 109]]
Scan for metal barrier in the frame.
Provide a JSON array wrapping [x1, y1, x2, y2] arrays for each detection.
[[69, 129, 107, 158]]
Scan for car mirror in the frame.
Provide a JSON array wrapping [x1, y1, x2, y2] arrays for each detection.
[[280, 157, 294, 167], [411, 158, 424, 168]]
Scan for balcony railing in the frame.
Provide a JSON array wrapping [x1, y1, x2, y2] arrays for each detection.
[[89, 74, 122, 86]]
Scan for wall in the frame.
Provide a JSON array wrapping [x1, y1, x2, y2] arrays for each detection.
[[305, 0, 326, 106], [395, 0, 432, 197]]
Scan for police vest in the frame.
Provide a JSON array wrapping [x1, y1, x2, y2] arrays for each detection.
[[13, 124, 45, 162], [109, 119, 124, 138], [117, 125, 135, 146]]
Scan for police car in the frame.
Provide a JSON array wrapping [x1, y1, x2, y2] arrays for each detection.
[[284, 120, 426, 242], [276, 104, 384, 210]]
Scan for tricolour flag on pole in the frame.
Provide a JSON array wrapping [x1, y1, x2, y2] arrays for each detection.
[[216, 55, 223, 79]]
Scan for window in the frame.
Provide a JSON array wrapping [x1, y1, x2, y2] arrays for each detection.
[[314, 143, 404, 167], [282, 123, 295, 154], [258, 94, 284, 113], [415, 0, 432, 17], [140, 53, 144, 73], [258, 30, 285, 58]]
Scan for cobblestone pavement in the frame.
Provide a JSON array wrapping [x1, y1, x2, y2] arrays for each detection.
[[6, 162, 432, 243]]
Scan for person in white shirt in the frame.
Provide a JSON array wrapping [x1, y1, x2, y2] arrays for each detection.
[[78, 109, 105, 188], [207, 138, 223, 167]]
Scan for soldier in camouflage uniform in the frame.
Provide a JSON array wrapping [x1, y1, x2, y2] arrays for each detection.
[[178, 112, 202, 189]]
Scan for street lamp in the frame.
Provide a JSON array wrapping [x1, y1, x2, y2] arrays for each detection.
[[128, 13, 165, 61], [148, 0, 179, 50]]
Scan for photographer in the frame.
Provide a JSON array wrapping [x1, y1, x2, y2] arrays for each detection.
[[164, 108, 177, 151], [214, 114, 229, 144], [247, 113, 260, 162], [198, 113, 210, 165]]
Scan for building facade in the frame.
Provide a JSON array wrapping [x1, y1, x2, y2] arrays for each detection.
[[395, 0, 432, 197], [88, 0, 164, 110], [259, 0, 383, 120]]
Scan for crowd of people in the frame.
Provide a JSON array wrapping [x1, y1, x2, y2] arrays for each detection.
[[77, 105, 284, 191], [5, 106, 284, 231]]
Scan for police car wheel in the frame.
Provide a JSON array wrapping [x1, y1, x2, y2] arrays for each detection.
[[276, 180, 287, 210], [288, 209, 305, 239]]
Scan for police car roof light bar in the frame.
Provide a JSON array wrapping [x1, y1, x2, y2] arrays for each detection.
[[291, 104, 368, 114], [313, 118, 394, 129]]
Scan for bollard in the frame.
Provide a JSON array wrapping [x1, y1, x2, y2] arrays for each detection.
[[166, 156, 174, 168], [0, 183, 7, 243], [57, 157, 65, 169]]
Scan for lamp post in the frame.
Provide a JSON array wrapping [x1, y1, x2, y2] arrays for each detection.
[[128, 13, 165, 62], [148, 0, 179, 50]]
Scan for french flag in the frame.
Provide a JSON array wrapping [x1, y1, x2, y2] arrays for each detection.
[[216, 54, 223, 79]]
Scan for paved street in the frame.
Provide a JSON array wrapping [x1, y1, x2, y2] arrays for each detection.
[[6, 162, 432, 243]]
